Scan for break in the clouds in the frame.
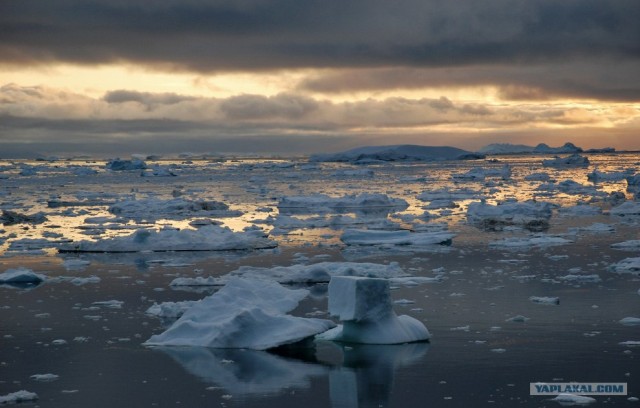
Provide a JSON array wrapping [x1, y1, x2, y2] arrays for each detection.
[[1, 83, 637, 157]]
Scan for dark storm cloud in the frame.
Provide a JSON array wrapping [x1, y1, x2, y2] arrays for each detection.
[[1, 0, 638, 71]]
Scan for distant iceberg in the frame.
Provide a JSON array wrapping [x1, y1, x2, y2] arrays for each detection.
[[310, 145, 484, 163], [477, 142, 584, 155]]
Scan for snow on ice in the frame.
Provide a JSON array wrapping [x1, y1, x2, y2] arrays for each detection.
[[144, 278, 335, 350]]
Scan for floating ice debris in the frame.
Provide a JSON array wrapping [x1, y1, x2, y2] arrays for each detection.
[[551, 393, 596, 405], [106, 158, 146, 171], [0, 390, 39, 404], [609, 258, 640, 274], [92, 300, 124, 309], [62, 258, 91, 271], [467, 200, 552, 231], [69, 276, 101, 285], [542, 154, 589, 168], [587, 168, 631, 182], [30, 373, 59, 382], [626, 174, 640, 194], [506, 315, 530, 322], [310, 145, 481, 163], [332, 169, 374, 177], [610, 201, 640, 217], [59, 225, 277, 252], [317, 276, 430, 344], [611, 240, 640, 250], [529, 296, 560, 305], [537, 180, 598, 195], [183, 261, 408, 286], [140, 165, 177, 177], [170, 276, 218, 286], [489, 235, 572, 249], [278, 193, 408, 211], [341, 229, 454, 246], [619, 341, 640, 347], [109, 198, 239, 220], [0, 268, 46, 285], [524, 172, 551, 181], [557, 274, 601, 283], [619, 317, 640, 326], [453, 167, 486, 181], [145, 278, 335, 350], [145, 301, 199, 319], [417, 187, 480, 202]]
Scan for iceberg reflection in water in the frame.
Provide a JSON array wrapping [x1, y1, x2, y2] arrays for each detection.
[[151, 342, 428, 406]]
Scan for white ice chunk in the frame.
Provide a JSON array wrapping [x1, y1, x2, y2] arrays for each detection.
[[489, 235, 572, 249], [0, 390, 39, 404], [529, 296, 560, 305], [145, 278, 335, 350], [145, 301, 199, 319], [109, 198, 238, 220], [551, 393, 596, 405], [611, 240, 640, 250], [59, 225, 277, 253], [317, 276, 430, 344], [619, 317, 640, 326], [609, 257, 640, 274], [30, 373, 59, 382]]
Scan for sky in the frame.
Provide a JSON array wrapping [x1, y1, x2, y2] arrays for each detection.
[[1, 0, 640, 157]]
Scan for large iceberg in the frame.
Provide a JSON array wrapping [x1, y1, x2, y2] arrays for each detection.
[[58, 225, 277, 252], [467, 200, 553, 231], [145, 278, 335, 350], [317, 276, 430, 344], [310, 145, 483, 163]]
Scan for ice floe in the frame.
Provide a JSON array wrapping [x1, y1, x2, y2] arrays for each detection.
[[0, 390, 39, 404], [145, 278, 335, 350], [109, 198, 240, 220], [611, 240, 640, 250], [619, 317, 640, 326], [59, 225, 276, 252], [0, 209, 47, 225], [529, 296, 560, 305], [489, 235, 572, 249], [608, 257, 640, 274], [317, 276, 430, 344], [278, 193, 408, 213], [551, 393, 596, 405], [145, 300, 199, 319], [610, 201, 640, 217], [340, 229, 454, 247], [467, 200, 552, 231], [106, 158, 146, 171]]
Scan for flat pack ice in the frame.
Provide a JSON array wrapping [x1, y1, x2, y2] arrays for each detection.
[[317, 276, 430, 344], [59, 225, 277, 252], [145, 278, 335, 350]]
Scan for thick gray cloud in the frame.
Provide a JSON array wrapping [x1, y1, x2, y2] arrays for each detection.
[[1, 0, 638, 72]]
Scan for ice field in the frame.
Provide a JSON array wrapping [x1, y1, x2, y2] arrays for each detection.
[[1, 150, 639, 407]]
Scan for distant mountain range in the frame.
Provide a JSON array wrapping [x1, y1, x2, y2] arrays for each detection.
[[478, 142, 615, 155]]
